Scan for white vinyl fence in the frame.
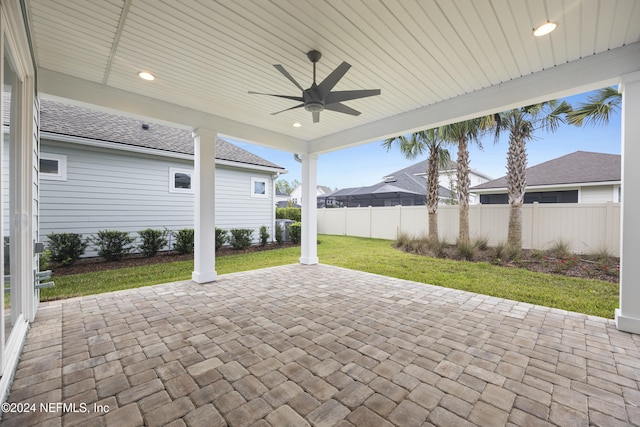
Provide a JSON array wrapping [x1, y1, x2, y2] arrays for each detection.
[[317, 202, 621, 256]]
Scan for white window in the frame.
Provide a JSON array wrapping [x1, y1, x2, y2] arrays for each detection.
[[170, 168, 193, 193], [251, 177, 268, 198], [40, 153, 67, 181]]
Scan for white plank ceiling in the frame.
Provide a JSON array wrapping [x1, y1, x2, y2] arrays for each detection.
[[26, 0, 640, 151]]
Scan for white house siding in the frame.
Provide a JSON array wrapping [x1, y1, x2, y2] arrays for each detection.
[[39, 140, 276, 256], [580, 185, 618, 203]]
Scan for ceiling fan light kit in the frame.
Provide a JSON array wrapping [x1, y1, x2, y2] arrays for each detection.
[[249, 50, 381, 123]]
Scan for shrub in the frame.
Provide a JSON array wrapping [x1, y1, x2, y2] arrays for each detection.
[[493, 241, 520, 263], [428, 238, 448, 258], [229, 228, 253, 250], [47, 232, 88, 266], [276, 207, 301, 222], [92, 230, 135, 261], [457, 241, 475, 261], [138, 228, 168, 257], [547, 239, 572, 258], [215, 228, 228, 250], [173, 229, 195, 254], [473, 236, 489, 251], [275, 223, 284, 245], [289, 222, 302, 244], [39, 249, 52, 271], [259, 226, 270, 246]]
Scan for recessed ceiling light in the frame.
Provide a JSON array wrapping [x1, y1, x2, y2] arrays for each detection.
[[137, 71, 155, 81], [533, 21, 557, 37], [292, 122, 302, 128]]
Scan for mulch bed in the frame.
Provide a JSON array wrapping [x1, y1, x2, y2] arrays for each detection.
[[50, 242, 298, 276], [50, 241, 619, 284]]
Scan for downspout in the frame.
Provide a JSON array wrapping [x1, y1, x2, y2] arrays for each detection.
[[272, 171, 281, 243]]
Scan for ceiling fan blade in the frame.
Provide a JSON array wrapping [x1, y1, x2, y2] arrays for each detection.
[[325, 89, 381, 105], [312, 111, 320, 123], [248, 91, 304, 102], [325, 102, 361, 116], [273, 64, 304, 91], [271, 103, 305, 115], [317, 62, 351, 99]]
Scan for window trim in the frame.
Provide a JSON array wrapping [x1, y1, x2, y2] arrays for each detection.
[[251, 177, 268, 198], [40, 153, 67, 181], [169, 167, 194, 193]]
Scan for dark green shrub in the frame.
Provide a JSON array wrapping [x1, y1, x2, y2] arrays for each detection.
[[259, 226, 270, 246], [39, 249, 52, 271], [275, 223, 284, 245], [47, 232, 88, 266], [276, 207, 301, 222], [138, 228, 168, 257], [229, 228, 253, 250], [215, 228, 228, 250], [173, 229, 195, 254], [92, 230, 135, 261], [289, 222, 302, 244]]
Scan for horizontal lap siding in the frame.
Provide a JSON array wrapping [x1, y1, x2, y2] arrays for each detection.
[[40, 141, 275, 256]]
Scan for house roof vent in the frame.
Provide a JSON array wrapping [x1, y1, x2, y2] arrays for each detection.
[[141, 123, 150, 130], [383, 175, 397, 183]]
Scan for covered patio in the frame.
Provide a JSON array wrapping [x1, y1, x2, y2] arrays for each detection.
[[1, 0, 640, 423], [4, 265, 640, 426]]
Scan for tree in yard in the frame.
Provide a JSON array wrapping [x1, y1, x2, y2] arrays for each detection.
[[383, 129, 450, 244], [275, 179, 300, 195], [489, 101, 572, 250], [439, 118, 487, 246], [566, 86, 621, 127]]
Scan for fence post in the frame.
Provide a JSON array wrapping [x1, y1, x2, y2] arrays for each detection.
[[531, 202, 539, 250], [606, 201, 615, 254]]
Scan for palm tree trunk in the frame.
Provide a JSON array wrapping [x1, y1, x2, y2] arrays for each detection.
[[427, 148, 440, 244], [506, 132, 526, 249], [457, 137, 470, 245]]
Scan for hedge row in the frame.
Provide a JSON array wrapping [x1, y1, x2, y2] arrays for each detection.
[[46, 225, 285, 267]]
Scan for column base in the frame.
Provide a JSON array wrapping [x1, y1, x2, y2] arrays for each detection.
[[299, 256, 319, 265], [615, 308, 640, 334], [192, 271, 217, 284]]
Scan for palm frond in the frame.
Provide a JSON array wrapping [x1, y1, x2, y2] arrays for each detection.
[[567, 86, 621, 127]]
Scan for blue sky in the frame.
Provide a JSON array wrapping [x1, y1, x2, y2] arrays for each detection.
[[232, 89, 621, 190]]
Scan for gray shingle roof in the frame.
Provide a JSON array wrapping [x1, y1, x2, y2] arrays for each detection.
[[39, 99, 285, 170], [471, 151, 620, 190]]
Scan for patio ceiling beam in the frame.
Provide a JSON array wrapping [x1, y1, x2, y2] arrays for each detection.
[[308, 42, 640, 155], [38, 68, 307, 154]]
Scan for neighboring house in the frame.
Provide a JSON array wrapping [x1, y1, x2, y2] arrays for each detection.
[[319, 160, 491, 208], [275, 189, 291, 208], [289, 184, 332, 207], [471, 151, 621, 204], [39, 100, 286, 255]]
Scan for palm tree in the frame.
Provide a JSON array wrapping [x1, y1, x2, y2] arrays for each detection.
[[383, 130, 449, 244], [439, 118, 487, 246], [491, 101, 572, 249], [567, 86, 621, 126]]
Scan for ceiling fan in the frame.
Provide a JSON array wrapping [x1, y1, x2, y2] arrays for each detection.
[[249, 50, 381, 123]]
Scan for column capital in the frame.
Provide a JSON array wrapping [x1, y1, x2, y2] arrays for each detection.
[[192, 128, 218, 139]]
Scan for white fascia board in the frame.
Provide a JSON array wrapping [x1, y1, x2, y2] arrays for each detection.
[[38, 69, 307, 154], [215, 159, 287, 174], [308, 42, 640, 154], [42, 132, 287, 174]]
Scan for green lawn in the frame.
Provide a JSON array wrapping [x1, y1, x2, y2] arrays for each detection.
[[42, 235, 619, 318]]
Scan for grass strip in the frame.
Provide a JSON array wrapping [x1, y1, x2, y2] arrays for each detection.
[[41, 235, 618, 318]]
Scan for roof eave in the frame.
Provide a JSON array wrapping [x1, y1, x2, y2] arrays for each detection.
[[42, 131, 287, 173]]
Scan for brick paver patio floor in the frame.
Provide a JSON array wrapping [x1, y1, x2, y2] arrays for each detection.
[[3, 264, 640, 426]]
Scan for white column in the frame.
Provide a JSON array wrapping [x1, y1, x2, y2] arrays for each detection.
[[616, 72, 640, 333], [299, 153, 319, 264], [192, 128, 217, 283]]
